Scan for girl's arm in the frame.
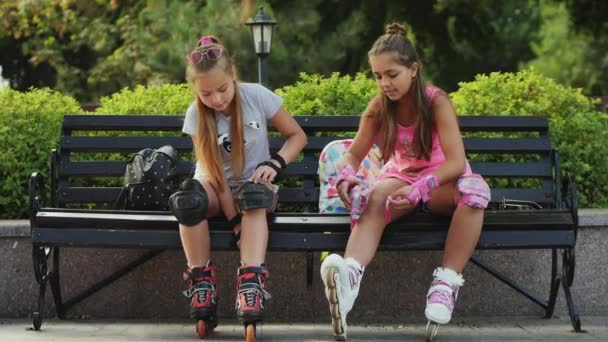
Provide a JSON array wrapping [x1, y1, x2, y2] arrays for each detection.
[[340, 100, 380, 171], [250, 107, 307, 184], [270, 106, 307, 165], [432, 93, 467, 184]]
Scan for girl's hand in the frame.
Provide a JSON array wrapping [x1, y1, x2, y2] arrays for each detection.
[[250, 162, 278, 184], [337, 176, 362, 209], [387, 185, 414, 211]]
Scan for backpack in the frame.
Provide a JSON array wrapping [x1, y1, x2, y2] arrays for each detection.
[[318, 139, 383, 214], [115, 145, 180, 211]]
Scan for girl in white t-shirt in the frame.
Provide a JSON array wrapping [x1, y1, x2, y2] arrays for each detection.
[[176, 35, 306, 338]]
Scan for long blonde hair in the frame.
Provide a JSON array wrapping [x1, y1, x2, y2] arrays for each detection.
[[368, 23, 433, 162], [185, 36, 245, 192]]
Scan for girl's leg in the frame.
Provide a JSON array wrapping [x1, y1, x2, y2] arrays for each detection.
[[424, 177, 488, 326], [427, 182, 484, 273], [321, 178, 414, 340], [443, 205, 484, 271], [179, 180, 221, 267], [235, 207, 271, 325], [345, 178, 414, 265], [178, 180, 221, 331], [239, 207, 268, 265]]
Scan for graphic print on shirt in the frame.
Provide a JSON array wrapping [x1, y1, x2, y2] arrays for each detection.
[[218, 132, 232, 152], [246, 121, 260, 129], [396, 131, 416, 171], [217, 119, 260, 154]]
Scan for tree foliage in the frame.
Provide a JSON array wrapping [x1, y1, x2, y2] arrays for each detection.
[[525, 0, 608, 95], [1, 0, 606, 100]]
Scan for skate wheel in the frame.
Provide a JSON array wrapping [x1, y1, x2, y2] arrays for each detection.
[[196, 320, 213, 339], [425, 321, 439, 342], [245, 323, 256, 342]]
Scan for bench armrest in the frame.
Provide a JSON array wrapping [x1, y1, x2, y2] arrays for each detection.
[[29, 172, 47, 228], [562, 173, 579, 228]]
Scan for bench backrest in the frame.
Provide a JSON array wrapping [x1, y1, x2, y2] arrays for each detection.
[[55, 115, 558, 210]]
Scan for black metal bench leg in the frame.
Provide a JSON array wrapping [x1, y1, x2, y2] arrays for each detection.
[[34, 278, 47, 331], [544, 249, 561, 318], [49, 248, 65, 319], [32, 246, 49, 330], [562, 248, 584, 332], [563, 280, 582, 332]]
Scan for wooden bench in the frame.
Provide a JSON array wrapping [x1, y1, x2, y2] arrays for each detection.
[[28, 114, 581, 331]]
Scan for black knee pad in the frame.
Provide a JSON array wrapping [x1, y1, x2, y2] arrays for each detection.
[[234, 182, 277, 212], [169, 179, 208, 226]]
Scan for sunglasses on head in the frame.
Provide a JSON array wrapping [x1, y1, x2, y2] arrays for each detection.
[[187, 47, 223, 64]]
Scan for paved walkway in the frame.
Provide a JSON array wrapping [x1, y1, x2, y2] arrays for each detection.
[[1, 316, 607, 341]]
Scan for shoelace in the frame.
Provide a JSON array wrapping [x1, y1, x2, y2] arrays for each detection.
[[238, 282, 272, 307], [427, 284, 455, 310], [183, 279, 216, 301]]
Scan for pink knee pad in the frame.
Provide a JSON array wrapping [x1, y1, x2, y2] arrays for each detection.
[[457, 175, 491, 209]]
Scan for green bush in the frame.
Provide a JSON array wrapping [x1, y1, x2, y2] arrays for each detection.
[[96, 84, 193, 114], [0, 88, 81, 218], [275, 72, 377, 115], [451, 68, 608, 207]]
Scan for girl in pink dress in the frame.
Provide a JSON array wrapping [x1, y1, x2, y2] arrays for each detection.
[[319, 23, 491, 341]]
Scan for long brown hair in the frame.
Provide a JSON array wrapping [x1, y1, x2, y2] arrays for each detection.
[[185, 36, 245, 192], [368, 23, 433, 161]]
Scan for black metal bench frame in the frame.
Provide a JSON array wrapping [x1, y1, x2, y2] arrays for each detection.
[[29, 114, 581, 332]]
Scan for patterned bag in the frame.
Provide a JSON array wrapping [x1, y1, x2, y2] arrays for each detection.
[[115, 145, 180, 211], [318, 139, 384, 214]]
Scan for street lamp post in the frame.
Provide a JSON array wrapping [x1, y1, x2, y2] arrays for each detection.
[[245, 6, 277, 85]]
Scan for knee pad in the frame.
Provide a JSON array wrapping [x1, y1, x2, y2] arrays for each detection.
[[457, 175, 491, 209], [234, 182, 277, 212], [169, 179, 208, 226]]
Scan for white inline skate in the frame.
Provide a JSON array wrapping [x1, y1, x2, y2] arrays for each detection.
[[424, 267, 464, 341], [320, 254, 364, 341]]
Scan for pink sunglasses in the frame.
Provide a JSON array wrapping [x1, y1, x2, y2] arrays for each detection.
[[187, 47, 223, 64]]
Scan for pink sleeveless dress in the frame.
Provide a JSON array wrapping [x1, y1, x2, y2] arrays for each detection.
[[318, 85, 490, 223], [376, 85, 475, 184]]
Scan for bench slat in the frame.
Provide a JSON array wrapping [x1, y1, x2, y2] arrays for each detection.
[[61, 136, 192, 152], [60, 187, 321, 204], [34, 210, 574, 232], [458, 116, 548, 132], [63, 115, 184, 131], [61, 136, 551, 154], [60, 161, 318, 177], [61, 160, 553, 178], [470, 162, 552, 177], [32, 227, 574, 250], [62, 115, 549, 132], [58, 187, 552, 205], [463, 138, 550, 153]]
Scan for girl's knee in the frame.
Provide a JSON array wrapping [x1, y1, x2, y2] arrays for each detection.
[[455, 175, 491, 209], [368, 184, 392, 206]]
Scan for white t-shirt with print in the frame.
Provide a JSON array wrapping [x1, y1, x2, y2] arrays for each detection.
[[182, 82, 283, 186]]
